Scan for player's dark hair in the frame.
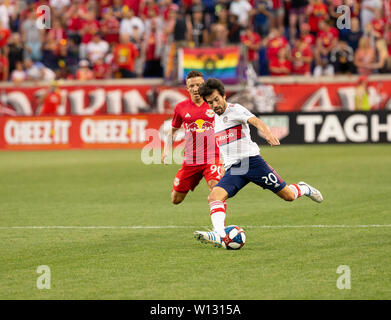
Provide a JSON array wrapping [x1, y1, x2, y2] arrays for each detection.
[[186, 70, 204, 81], [199, 78, 226, 101]]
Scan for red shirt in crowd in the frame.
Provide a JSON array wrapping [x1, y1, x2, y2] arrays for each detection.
[[98, 0, 113, 16], [81, 19, 100, 44], [40, 92, 61, 116], [371, 17, 386, 37], [93, 61, 110, 79], [301, 33, 316, 47], [99, 16, 120, 44], [241, 31, 262, 62], [383, 0, 391, 25], [0, 28, 11, 48], [113, 42, 139, 71], [317, 27, 339, 48], [76, 68, 94, 80], [266, 35, 289, 61], [291, 45, 313, 75], [269, 58, 292, 76], [141, 3, 160, 19], [308, 2, 329, 33], [66, 5, 88, 32], [66, 16, 84, 33], [123, 0, 142, 16], [271, 0, 283, 9], [0, 55, 9, 81], [145, 33, 158, 61]]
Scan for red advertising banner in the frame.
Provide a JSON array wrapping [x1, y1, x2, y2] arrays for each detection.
[[0, 77, 390, 117], [0, 115, 179, 150]]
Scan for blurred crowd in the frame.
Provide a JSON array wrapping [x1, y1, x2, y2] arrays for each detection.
[[0, 0, 390, 83]]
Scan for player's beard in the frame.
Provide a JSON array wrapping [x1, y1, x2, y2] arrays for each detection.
[[214, 106, 224, 115], [214, 102, 227, 115]]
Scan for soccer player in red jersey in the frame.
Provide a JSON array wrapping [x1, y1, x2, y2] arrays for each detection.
[[39, 81, 61, 116], [161, 71, 223, 205]]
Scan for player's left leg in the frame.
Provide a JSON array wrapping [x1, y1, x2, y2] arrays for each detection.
[[194, 165, 248, 248], [193, 186, 230, 248]]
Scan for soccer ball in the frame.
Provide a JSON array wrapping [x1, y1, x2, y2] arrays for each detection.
[[224, 225, 246, 250]]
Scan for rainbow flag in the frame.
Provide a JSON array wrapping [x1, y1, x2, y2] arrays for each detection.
[[178, 47, 241, 84]]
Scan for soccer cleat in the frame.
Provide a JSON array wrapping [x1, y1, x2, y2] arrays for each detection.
[[298, 181, 323, 203], [193, 231, 226, 249]]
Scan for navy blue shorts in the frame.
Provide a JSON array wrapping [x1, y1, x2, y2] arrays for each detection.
[[216, 155, 287, 198]]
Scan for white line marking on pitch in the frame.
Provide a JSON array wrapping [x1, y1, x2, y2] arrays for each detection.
[[0, 225, 391, 230]]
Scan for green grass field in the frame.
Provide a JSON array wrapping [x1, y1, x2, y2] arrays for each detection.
[[1, 145, 391, 300]]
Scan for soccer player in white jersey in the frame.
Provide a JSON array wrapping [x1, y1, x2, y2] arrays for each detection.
[[194, 78, 323, 249]]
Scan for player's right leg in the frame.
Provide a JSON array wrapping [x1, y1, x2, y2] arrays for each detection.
[[194, 187, 229, 248]]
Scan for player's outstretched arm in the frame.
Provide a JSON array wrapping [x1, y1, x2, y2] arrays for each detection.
[[247, 116, 280, 146], [162, 127, 180, 164]]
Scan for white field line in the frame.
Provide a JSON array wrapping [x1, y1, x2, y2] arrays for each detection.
[[0, 225, 391, 230]]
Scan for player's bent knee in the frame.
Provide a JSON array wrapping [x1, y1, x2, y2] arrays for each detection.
[[282, 191, 296, 202], [207, 179, 218, 192], [283, 194, 296, 202], [171, 191, 186, 205], [208, 187, 228, 203], [172, 197, 183, 205], [207, 193, 216, 203]]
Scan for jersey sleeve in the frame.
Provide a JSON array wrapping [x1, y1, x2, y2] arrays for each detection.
[[171, 104, 183, 129], [232, 104, 255, 123]]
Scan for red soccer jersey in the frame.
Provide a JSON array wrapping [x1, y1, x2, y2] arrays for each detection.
[[269, 58, 292, 76], [241, 32, 262, 61], [308, 3, 328, 33], [291, 45, 313, 74], [172, 99, 220, 166], [301, 33, 316, 47], [266, 36, 289, 61], [371, 18, 386, 37], [317, 27, 339, 48]]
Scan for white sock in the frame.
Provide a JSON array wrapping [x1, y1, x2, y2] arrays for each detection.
[[289, 183, 310, 199], [209, 200, 226, 238], [297, 183, 310, 196]]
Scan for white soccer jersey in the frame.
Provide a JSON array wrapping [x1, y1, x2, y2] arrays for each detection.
[[214, 103, 260, 169]]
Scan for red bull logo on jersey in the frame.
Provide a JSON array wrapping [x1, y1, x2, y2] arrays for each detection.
[[185, 119, 214, 133], [215, 124, 243, 146], [205, 109, 215, 118]]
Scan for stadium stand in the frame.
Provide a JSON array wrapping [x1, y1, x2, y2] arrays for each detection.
[[0, 0, 390, 82]]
